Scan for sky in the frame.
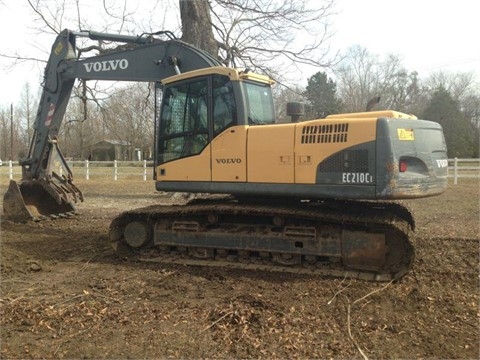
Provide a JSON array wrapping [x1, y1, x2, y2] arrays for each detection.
[[0, 0, 479, 107], [332, 0, 479, 74]]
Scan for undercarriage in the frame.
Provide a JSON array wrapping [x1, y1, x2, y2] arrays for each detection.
[[109, 198, 415, 282]]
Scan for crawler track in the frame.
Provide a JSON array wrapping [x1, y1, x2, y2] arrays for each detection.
[[109, 199, 415, 282]]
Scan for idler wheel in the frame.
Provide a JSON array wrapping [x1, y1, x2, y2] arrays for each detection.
[[123, 221, 152, 248]]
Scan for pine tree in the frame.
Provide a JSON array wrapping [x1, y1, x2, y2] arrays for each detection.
[[304, 72, 343, 119], [421, 87, 476, 157]]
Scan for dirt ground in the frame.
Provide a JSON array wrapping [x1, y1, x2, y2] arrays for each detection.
[[1, 178, 478, 359]]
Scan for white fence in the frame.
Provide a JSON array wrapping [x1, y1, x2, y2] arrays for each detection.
[[76, 160, 154, 181], [1, 158, 479, 184], [449, 158, 480, 185], [0, 160, 154, 181]]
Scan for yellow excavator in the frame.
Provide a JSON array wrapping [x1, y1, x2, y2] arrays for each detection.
[[3, 29, 448, 281]]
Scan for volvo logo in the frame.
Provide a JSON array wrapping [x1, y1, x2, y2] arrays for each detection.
[[436, 159, 448, 168], [83, 59, 129, 73], [216, 158, 242, 164]]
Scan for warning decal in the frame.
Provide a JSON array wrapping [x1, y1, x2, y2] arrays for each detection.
[[45, 104, 55, 127], [54, 41, 64, 56], [397, 128, 414, 141]]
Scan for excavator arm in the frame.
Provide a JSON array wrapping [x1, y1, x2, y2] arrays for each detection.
[[3, 29, 221, 221]]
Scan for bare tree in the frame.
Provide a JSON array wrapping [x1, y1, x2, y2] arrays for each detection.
[[335, 46, 376, 112], [0, 105, 25, 160], [209, 0, 337, 76], [101, 83, 155, 157], [272, 85, 306, 123], [23, 0, 337, 68], [335, 45, 422, 113], [462, 92, 480, 129], [0, 107, 9, 160], [180, 0, 218, 56], [425, 71, 477, 103], [17, 83, 37, 146]]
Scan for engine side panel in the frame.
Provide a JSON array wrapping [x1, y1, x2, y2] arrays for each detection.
[[246, 124, 294, 183], [294, 118, 377, 184]]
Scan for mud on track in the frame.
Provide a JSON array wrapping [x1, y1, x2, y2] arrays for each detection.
[[1, 178, 479, 359]]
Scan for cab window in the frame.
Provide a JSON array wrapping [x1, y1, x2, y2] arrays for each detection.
[[157, 75, 238, 164], [213, 75, 237, 135], [158, 78, 209, 163], [244, 81, 275, 125]]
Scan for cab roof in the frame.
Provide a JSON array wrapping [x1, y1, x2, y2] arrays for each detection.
[[161, 66, 275, 85]]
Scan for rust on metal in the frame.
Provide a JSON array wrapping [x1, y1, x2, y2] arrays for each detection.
[[342, 230, 385, 271]]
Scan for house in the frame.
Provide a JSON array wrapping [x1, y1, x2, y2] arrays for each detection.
[[90, 140, 133, 161]]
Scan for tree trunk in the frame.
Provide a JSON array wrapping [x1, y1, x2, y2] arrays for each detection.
[[179, 0, 218, 58]]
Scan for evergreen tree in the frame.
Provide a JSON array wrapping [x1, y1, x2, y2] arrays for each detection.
[[421, 87, 476, 157], [304, 71, 342, 119]]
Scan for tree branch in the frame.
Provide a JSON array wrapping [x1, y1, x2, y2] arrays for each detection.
[[27, 0, 60, 34]]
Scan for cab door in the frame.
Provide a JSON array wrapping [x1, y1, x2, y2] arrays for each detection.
[[211, 127, 247, 182], [210, 75, 246, 181], [156, 76, 211, 181]]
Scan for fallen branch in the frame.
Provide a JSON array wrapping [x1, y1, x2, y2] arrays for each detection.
[[75, 254, 99, 274], [327, 274, 352, 305], [343, 280, 394, 360], [327, 282, 352, 305], [49, 294, 86, 309], [353, 280, 394, 305], [345, 297, 369, 360], [6, 287, 41, 305], [90, 289, 121, 303], [53, 341, 63, 357], [203, 311, 233, 332]]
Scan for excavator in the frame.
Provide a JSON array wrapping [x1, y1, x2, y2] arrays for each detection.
[[2, 29, 448, 281]]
